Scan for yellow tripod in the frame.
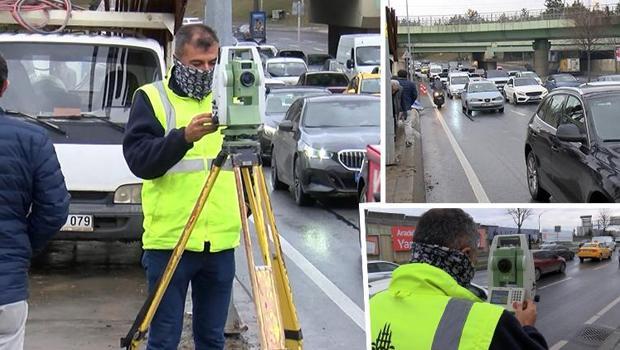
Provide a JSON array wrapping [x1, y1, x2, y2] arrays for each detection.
[[121, 147, 302, 350]]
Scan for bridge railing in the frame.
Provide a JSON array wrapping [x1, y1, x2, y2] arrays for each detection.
[[400, 4, 620, 26]]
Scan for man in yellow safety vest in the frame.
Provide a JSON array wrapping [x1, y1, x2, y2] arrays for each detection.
[[123, 24, 241, 350], [370, 209, 549, 350]]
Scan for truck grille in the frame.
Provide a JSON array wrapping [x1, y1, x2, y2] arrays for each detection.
[[338, 150, 365, 171], [526, 91, 542, 96]]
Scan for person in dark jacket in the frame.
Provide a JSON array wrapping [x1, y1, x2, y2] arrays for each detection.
[[370, 209, 548, 350], [396, 69, 418, 112], [0, 53, 70, 350]]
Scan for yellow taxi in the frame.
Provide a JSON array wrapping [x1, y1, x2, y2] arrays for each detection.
[[344, 73, 380, 96], [577, 242, 612, 263]]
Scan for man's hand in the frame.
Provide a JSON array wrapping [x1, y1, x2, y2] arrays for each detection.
[[513, 299, 537, 327], [184, 113, 219, 143]]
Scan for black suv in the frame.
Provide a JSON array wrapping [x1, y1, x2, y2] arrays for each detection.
[[525, 84, 620, 202]]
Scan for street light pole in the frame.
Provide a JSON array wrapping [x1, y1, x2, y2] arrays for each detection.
[[297, 0, 304, 43]]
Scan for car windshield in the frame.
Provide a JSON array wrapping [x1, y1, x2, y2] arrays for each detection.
[[520, 72, 538, 78], [469, 83, 497, 93], [487, 70, 509, 78], [0, 42, 161, 124], [356, 46, 380, 66], [267, 62, 307, 77], [451, 76, 469, 85], [303, 98, 379, 127], [582, 243, 598, 248], [360, 78, 380, 94], [556, 75, 577, 82], [265, 90, 328, 115], [515, 78, 539, 86], [305, 73, 348, 86], [588, 95, 620, 141]]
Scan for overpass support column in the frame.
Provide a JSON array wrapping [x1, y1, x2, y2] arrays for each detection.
[[533, 39, 551, 77]]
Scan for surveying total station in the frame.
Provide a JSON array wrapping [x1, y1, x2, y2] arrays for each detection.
[[487, 234, 538, 312], [121, 47, 302, 350]]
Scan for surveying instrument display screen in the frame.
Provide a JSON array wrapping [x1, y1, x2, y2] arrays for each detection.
[[487, 234, 537, 312]]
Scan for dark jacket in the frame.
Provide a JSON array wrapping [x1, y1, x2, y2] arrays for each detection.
[[0, 112, 69, 306], [491, 310, 548, 349], [397, 77, 418, 111], [123, 71, 194, 180]]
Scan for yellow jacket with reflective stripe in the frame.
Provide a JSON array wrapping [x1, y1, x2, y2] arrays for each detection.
[[136, 76, 241, 252], [370, 263, 504, 350]]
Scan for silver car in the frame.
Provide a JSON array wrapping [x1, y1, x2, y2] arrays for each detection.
[[461, 80, 504, 116]]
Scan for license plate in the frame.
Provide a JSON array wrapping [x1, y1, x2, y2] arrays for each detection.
[[60, 215, 94, 232]]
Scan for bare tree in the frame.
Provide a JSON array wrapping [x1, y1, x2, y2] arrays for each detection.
[[507, 208, 534, 234], [568, 2, 607, 82], [597, 208, 611, 234]]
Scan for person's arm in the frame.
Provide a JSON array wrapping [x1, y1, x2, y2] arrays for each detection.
[[490, 310, 548, 350], [122, 90, 194, 180], [27, 133, 70, 254]]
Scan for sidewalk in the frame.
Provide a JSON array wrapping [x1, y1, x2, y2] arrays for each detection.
[[386, 109, 426, 203]]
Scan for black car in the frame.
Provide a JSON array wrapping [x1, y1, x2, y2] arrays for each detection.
[[543, 74, 581, 91], [525, 85, 620, 202], [540, 244, 575, 261], [271, 95, 380, 205], [259, 87, 331, 160]]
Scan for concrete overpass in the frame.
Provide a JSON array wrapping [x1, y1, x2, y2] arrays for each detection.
[[309, 0, 380, 56], [398, 8, 620, 75]]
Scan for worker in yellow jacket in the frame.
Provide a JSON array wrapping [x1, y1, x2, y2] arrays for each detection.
[[370, 209, 548, 350], [123, 24, 240, 350]]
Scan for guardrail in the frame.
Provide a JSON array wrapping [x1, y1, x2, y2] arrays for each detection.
[[400, 4, 620, 27]]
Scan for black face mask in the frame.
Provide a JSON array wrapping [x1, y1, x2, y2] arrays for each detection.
[[172, 58, 214, 100], [410, 242, 476, 288]]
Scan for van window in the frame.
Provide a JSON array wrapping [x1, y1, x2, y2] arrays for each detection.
[[356, 46, 380, 66]]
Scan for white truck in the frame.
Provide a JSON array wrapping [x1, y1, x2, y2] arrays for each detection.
[[335, 33, 381, 78], [0, 4, 181, 241]]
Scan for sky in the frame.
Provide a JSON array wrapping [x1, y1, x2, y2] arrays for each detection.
[[367, 207, 620, 231], [386, 0, 614, 17]]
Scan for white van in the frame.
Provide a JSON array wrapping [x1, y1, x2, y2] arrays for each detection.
[[336, 34, 381, 78], [447, 72, 470, 99], [592, 236, 616, 251], [428, 64, 442, 80]]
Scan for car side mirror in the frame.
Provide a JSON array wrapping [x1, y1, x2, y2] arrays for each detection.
[[278, 120, 294, 132], [556, 123, 586, 143], [346, 59, 354, 69]]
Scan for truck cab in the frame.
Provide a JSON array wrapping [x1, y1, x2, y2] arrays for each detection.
[[0, 33, 165, 241]]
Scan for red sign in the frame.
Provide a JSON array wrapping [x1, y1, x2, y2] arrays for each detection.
[[391, 226, 415, 252]]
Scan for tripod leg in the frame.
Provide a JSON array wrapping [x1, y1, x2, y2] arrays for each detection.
[[241, 168, 271, 266], [239, 167, 286, 349], [253, 165, 303, 350], [121, 165, 222, 349]]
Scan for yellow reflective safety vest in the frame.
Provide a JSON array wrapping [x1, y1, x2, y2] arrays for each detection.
[[370, 263, 504, 350], [137, 77, 241, 252]]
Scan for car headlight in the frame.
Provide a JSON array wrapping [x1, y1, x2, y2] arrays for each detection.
[[303, 144, 333, 160], [517, 91, 526, 95], [475, 98, 483, 102], [263, 124, 277, 136], [114, 184, 142, 204], [493, 96, 503, 101]]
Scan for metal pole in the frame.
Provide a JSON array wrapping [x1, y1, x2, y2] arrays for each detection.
[[405, 0, 412, 78], [205, 0, 234, 47], [297, 0, 303, 43]]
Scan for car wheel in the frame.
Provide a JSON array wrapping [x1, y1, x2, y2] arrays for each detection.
[[535, 268, 541, 281], [559, 262, 566, 273], [466, 105, 472, 116], [579, 257, 584, 263], [499, 107, 504, 113], [462, 105, 466, 113], [526, 151, 551, 202], [513, 94, 518, 105], [292, 159, 314, 206], [270, 152, 287, 191]]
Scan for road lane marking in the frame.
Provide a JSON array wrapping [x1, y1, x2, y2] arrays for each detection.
[[585, 294, 620, 324], [248, 216, 365, 330], [593, 263, 610, 270], [511, 110, 527, 117], [425, 91, 491, 202], [538, 277, 573, 290], [550, 340, 568, 350]]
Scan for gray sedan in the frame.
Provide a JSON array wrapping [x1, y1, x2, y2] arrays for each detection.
[[461, 80, 504, 116]]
